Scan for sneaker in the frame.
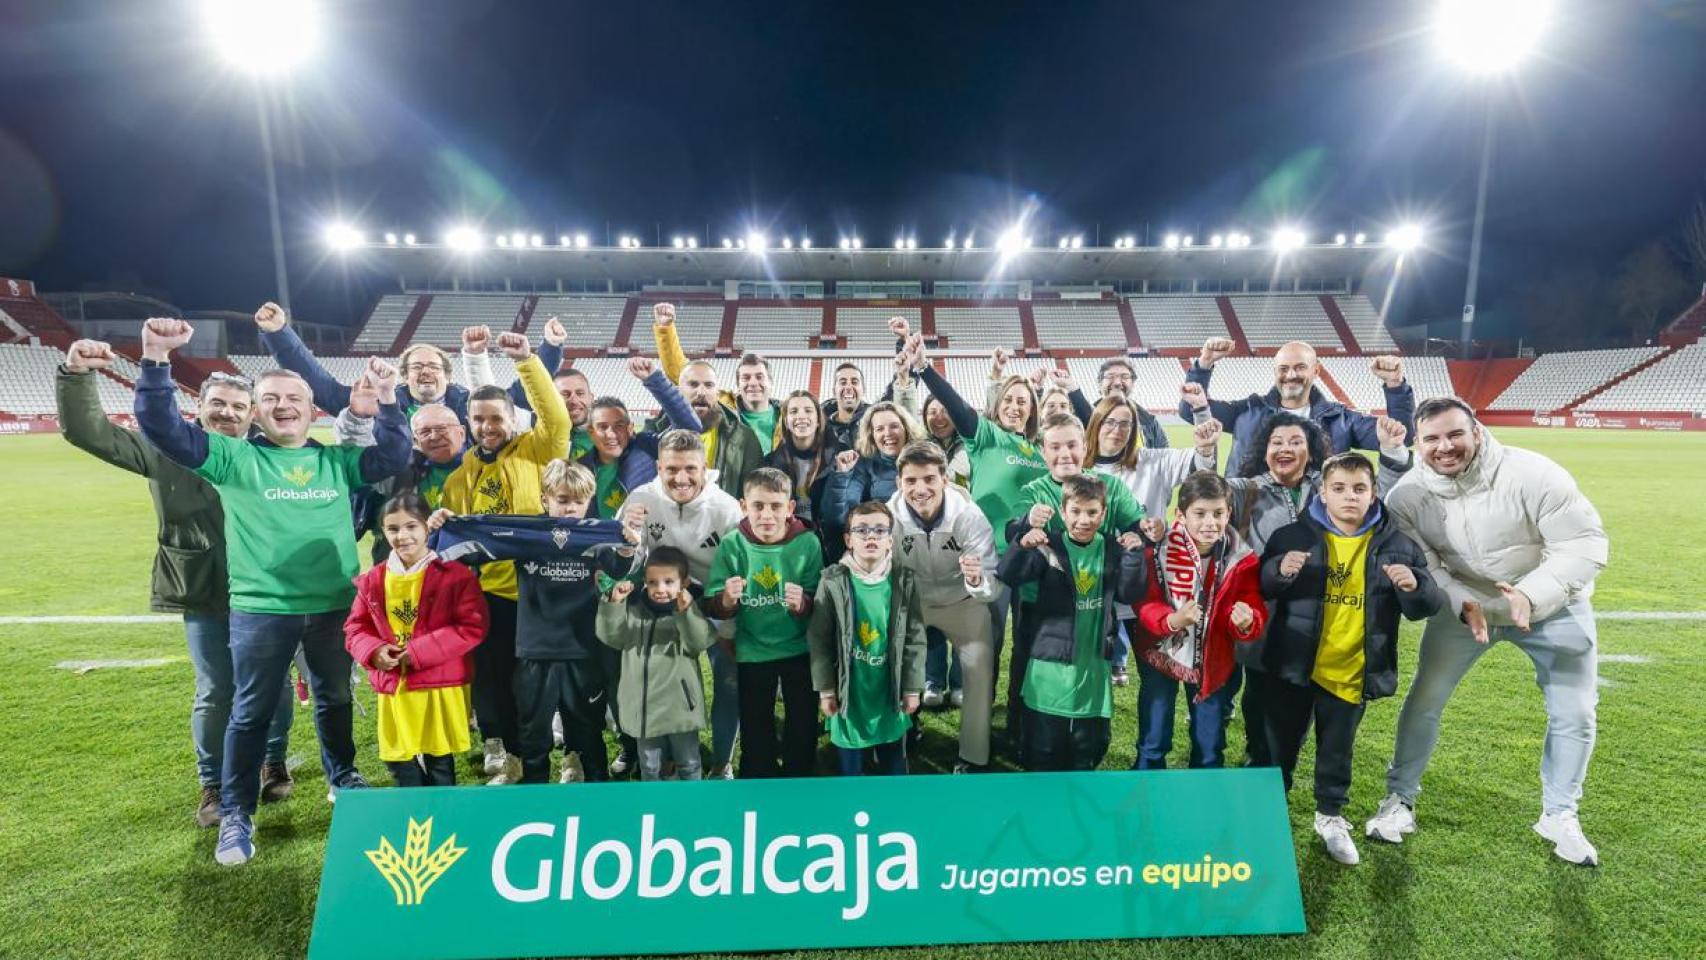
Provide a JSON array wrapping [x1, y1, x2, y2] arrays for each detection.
[[551, 713, 565, 750], [196, 785, 222, 828], [1111, 666, 1130, 687], [259, 761, 294, 804], [559, 752, 585, 784], [1364, 793, 1416, 844], [952, 759, 987, 774], [610, 747, 635, 778], [482, 738, 508, 777], [1314, 813, 1361, 865], [486, 755, 522, 786], [1533, 812, 1599, 866], [949, 689, 966, 709], [921, 687, 945, 709], [326, 772, 370, 804], [214, 813, 255, 866], [705, 763, 735, 781]]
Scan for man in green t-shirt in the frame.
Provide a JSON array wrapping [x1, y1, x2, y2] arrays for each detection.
[[705, 467, 824, 777], [578, 357, 704, 519], [136, 318, 412, 867]]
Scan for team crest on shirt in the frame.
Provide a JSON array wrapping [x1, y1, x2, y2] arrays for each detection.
[[280, 465, 315, 487], [1017, 441, 1035, 458], [1327, 561, 1351, 589], [604, 489, 626, 512], [858, 620, 880, 647], [901, 535, 915, 555], [646, 521, 665, 542], [1074, 565, 1097, 596], [752, 565, 781, 590]]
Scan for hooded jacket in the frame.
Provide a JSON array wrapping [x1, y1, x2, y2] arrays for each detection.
[[823, 451, 900, 527], [344, 556, 489, 695], [886, 483, 999, 607], [1259, 499, 1444, 701], [1386, 430, 1607, 625], [1182, 359, 1415, 471], [807, 562, 929, 707], [597, 590, 718, 739], [999, 529, 1148, 665], [820, 399, 868, 453], [577, 369, 703, 516], [1133, 527, 1266, 701], [620, 475, 744, 586]]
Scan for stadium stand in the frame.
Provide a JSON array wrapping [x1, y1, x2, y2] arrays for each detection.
[[1125, 296, 1230, 348], [942, 356, 1055, 405], [410, 295, 525, 347], [1317, 355, 1454, 411], [1486, 347, 1665, 412], [352, 294, 418, 351], [0, 343, 139, 414], [1195, 357, 1279, 403], [734, 304, 825, 351], [1228, 296, 1342, 350], [1059, 355, 1188, 413], [631, 301, 724, 353], [1576, 342, 1706, 414], [836, 306, 918, 349], [1031, 300, 1129, 349], [1332, 295, 1398, 352], [934, 306, 1023, 349], [818, 355, 902, 404], [533, 296, 626, 346]]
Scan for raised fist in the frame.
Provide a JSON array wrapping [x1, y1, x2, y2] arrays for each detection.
[[653, 302, 676, 327], [1167, 599, 1203, 632], [1376, 415, 1407, 449], [141, 317, 194, 360], [1229, 601, 1256, 634], [496, 332, 531, 360], [609, 580, 636, 604], [621, 503, 649, 544], [1279, 550, 1309, 578], [65, 340, 116, 374], [1383, 563, 1418, 593], [1180, 382, 1209, 410], [542, 316, 568, 346], [1192, 416, 1222, 452], [1027, 367, 1049, 392], [1026, 503, 1055, 529], [348, 374, 380, 418], [461, 325, 492, 355], [989, 347, 1011, 380], [254, 302, 287, 332], [958, 551, 983, 586], [722, 576, 746, 603], [1018, 528, 1049, 550], [835, 449, 861, 473], [1117, 531, 1144, 551], [1198, 337, 1236, 369], [1046, 368, 1075, 391], [1369, 355, 1405, 388], [367, 357, 399, 397], [783, 582, 806, 614], [627, 356, 656, 380], [888, 316, 912, 339]]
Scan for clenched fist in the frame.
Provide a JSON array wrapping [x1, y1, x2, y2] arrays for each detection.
[[542, 316, 568, 346], [1198, 337, 1236, 369], [1383, 563, 1418, 593], [1279, 550, 1309, 577], [1167, 599, 1203, 632], [958, 552, 983, 586], [367, 357, 399, 397], [888, 316, 912, 339], [627, 356, 656, 380], [65, 339, 116, 373], [722, 576, 746, 603], [1369, 355, 1405, 388], [1027, 503, 1055, 528], [835, 449, 861, 473], [783, 582, 806, 614], [1192, 416, 1222, 453], [989, 346, 1011, 380], [254, 302, 288, 332], [142, 317, 194, 361], [621, 503, 649, 544], [1228, 601, 1255, 634], [496, 332, 531, 360], [461, 325, 492, 355], [348, 374, 380, 418], [1376, 415, 1407, 449], [653, 302, 676, 327], [1018, 528, 1049, 550], [609, 580, 636, 604], [1180, 382, 1209, 410]]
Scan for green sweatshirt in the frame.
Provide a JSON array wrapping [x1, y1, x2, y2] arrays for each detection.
[[706, 523, 824, 663], [965, 417, 1048, 548]]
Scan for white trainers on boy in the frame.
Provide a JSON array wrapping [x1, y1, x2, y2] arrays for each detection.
[[1364, 793, 1416, 844], [1314, 813, 1360, 865]]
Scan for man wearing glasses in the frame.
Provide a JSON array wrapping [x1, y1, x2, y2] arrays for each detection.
[[1094, 357, 1170, 451]]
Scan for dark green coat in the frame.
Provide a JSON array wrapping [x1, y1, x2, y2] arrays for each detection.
[[596, 593, 718, 740], [807, 564, 928, 708], [56, 368, 228, 614]]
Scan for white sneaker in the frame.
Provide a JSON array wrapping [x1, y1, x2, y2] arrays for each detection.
[[610, 748, 635, 778], [705, 763, 735, 781], [481, 738, 507, 777], [921, 688, 945, 709], [1533, 812, 1599, 866], [486, 755, 522, 786], [1314, 813, 1361, 865], [559, 752, 584, 784], [551, 713, 565, 750], [949, 689, 966, 708], [1364, 793, 1416, 844]]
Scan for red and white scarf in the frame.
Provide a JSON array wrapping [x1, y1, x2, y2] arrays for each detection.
[[1153, 521, 1218, 680]]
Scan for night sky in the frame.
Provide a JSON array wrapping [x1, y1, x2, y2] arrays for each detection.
[[2, 0, 1704, 342]]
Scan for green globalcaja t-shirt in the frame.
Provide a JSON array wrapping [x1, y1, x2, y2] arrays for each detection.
[[740, 405, 778, 456], [829, 577, 908, 749], [1012, 470, 1144, 603], [706, 528, 824, 662], [966, 417, 1047, 548], [594, 459, 625, 518], [1020, 534, 1112, 720], [195, 433, 366, 615]]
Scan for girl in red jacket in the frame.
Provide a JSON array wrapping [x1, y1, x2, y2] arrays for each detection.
[[1133, 472, 1265, 769], [345, 492, 489, 787]]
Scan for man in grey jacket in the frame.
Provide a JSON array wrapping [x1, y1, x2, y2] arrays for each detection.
[[1366, 397, 1609, 866]]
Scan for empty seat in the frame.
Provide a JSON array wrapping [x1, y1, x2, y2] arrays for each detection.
[[1125, 297, 1229, 348], [1487, 348, 1664, 411]]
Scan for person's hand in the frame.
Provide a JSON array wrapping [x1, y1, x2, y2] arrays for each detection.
[[627, 356, 656, 380], [1497, 582, 1532, 631], [989, 346, 1011, 380], [542, 316, 568, 346], [1384, 563, 1418, 593], [253, 301, 287, 332], [1140, 517, 1166, 541], [367, 357, 399, 398], [396, 647, 414, 671], [1117, 531, 1143, 551], [496, 332, 531, 360], [1229, 601, 1255, 634], [427, 508, 454, 532], [370, 643, 402, 672], [784, 582, 806, 614], [902, 692, 921, 715], [1027, 367, 1049, 392], [141, 317, 193, 361], [1279, 550, 1309, 577], [1046, 368, 1075, 393], [653, 302, 676, 327], [1027, 503, 1055, 529], [610, 580, 635, 603], [835, 449, 860, 473], [1370, 355, 1406, 388], [1018, 528, 1048, 550], [959, 552, 983, 587], [621, 503, 648, 544], [910, 334, 930, 369], [1180, 382, 1209, 411], [348, 374, 380, 418], [675, 591, 693, 613], [819, 692, 840, 717], [1377, 415, 1407, 449], [65, 339, 116, 373], [1166, 599, 1203, 632], [1192, 416, 1221, 454], [1198, 337, 1236, 369], [723, 576, 746, 603], [1461, 600, 1489, 644], [461, 324, 492, 355], [888, 316, 912, 340]]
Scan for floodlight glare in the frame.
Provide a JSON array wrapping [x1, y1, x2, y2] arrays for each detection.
[[323, 223, 361, 251], [495, 235, 510, 248], [851, 238, 863, 250], [1272, 228, 1306, 253], [445, 226, 481, 251], [722, 238, 734, 249], [1071, 236, 1084, 249], [574, 234, 590, 248], [402, 233, 417, 246], [1334, 233, 1348, 246], [1353, 232, 1368, 245], [202, 0, 321, 76], [799, 237, 811, 249], [747, 232, 767, 252], [839, 238, 851, 250], [963, 236, 975, 250], [1436, 0, 1552, 75], [1387, 223, 1425, 252], [1163, 233, 1180, 250], [737, 239, 747, 250], [1181, 235, 1194, 247], [782, 237, 793, 250], [996, 229, 1023, 252], [672, 236, 685, 249], [687, 237, 698, 249], [382, 232, 398, 245], [529, 234, 543, 248], [558, 235, 571, 246]]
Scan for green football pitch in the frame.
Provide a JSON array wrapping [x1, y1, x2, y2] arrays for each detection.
[[0, 426, 1701, 959]]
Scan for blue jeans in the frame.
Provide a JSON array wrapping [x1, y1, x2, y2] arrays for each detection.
[[1111, 619, 1133, 670], [836, 738, 907, 776], [708, 642, 740, 768], [1134, 661, 1242, 769], [183, 613, 294, 785], [924, 626, 963, 692], [222, 611, 357, 815]]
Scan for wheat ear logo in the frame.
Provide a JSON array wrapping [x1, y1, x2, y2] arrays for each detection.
[[365, 817, 466, 906], [752, 565, 781, 591], [858, 620, 881, 647], [280, 465, 315, 487], [1074, 565, 1097, 596]]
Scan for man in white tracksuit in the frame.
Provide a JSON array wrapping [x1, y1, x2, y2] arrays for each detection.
[[1365, 398, 1609, 865], [887, 440, 999, 773], [619, 429, 745, 779]]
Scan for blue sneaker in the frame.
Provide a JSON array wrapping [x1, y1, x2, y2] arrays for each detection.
[[326, 772, 370, 804], [214, 813, 255, 866]]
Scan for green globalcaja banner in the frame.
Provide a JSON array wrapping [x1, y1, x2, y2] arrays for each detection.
[[307, 769, 1304, 958]]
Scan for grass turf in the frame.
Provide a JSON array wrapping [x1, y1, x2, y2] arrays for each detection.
[[0, 426, 1702, 959]]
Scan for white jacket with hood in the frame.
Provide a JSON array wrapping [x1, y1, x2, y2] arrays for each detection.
[[1386, 430, 1607, 626], [886, 483, 999, 608], [619, 476, 744, 586]]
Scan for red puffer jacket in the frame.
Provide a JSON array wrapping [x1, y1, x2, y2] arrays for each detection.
[[344, 558, 488, 695], [1134, 535, 1266, 702]]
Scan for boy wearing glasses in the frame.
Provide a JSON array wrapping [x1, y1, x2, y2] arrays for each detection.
[[808, 501, 928, 776]]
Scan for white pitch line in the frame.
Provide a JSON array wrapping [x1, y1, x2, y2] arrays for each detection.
[[0, 615, 177, 625]]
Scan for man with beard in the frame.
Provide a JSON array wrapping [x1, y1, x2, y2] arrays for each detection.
[[57, 340, 297, 828], [1179, 338, 1414, 470], [821, 362, 869, 452], [458, 319, 591, 459], [134, 318, 411, 866], [645, 303, 764, 498]]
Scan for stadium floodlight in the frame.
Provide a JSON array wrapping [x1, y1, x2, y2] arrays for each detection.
[[839, 238, 851, 250], [1058, 237, 1070, 250], [722, 237, 734, 249], [529, 234, 543, 248], [1436, 0, 1552, 75], [746, 232, 768, 252], [963, 236, 975, 250], [382, 232, 398, 245], [1070, 236, 1083, 249], [495, 234, 510, 248], [1334, 232, 1348, 246], [687, 237, 698, 249], [945, 235, 956, 249], [1181, 235, 1194, 247], [899, 237, 911, 250], [1163, 233, 1180, 250], [851, 238, 863, 249], [202, 0, 322, 76], [1208, 234, 1223, 249], [323, 223, 361, 251], [672, 236, 685, 249], [1353, 232, 1368, 245], [799, 237, 811, 249], [573, 233, 590, 249], [1272, 227, 1306, 253], [445, 226, 481, 251], [1387, 223, 1425, 252], [402, 233, 417, 246], [736, 238, 746, 250], [782, 237, 794, 250]]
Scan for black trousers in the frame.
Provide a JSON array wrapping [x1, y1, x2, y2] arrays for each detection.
[[1241, 665, 1274, 767], [387, 754, 456, 787], [1263, 679, 1366, 817], [514, 657, 611, 784], [736, 653, 817, 778], [1023, 711, 1111, 772], [1004, 600, 1040, 761], [599, 645, 639, 766], [471, 594, 519, 749]]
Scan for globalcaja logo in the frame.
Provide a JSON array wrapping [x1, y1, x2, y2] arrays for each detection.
[[365, 817, 466, 906], [1074, 564, 1097, 596], [752, 565, 781, 591], [858, 620, 880, 647], [1017, 440, 1035, 458], [604, 488, 626, 513], [281, 465, 316, 487]]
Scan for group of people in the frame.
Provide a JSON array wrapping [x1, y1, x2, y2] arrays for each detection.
[[55, 301, 1608, 874]]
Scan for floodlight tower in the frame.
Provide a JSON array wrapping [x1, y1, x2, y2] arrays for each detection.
[[1436, 0, 1551, 352], [202, 0, 322, 312]]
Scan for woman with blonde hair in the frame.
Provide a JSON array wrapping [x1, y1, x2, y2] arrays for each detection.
[[823, 400, 927, 527]]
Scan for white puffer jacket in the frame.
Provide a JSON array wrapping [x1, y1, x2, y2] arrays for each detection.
[[619, 477, 743, 585], [887, 484, 999, 608], [1386, 430, 1607, 626]]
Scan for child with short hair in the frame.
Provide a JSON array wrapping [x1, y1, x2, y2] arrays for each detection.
[[597, 546, 718, 781], [1000, 473, 1147, 772], [1260, 452, 1442, 865], [808, 501, 928, 776], [1132, 471, 1267, 770], [345, 492, 489, 787], [704, 467, 825, 777]]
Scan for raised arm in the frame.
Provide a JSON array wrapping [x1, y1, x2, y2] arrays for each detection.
[[651, 303, 689, 384], [513, 318, 566, 413], [57, 341, 158, 477], [632, 356, 702, 434], [916, 364, 979, 440], [501, 335, 571, 458], [134, 319, 210, 471], [254, 302, 352, 415], [355, 359, 412, 483]]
